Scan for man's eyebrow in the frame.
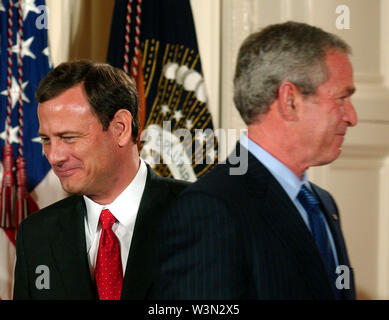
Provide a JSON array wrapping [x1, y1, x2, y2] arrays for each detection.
[[38, 131, 80, 137]]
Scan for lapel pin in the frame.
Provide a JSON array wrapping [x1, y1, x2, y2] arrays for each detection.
[[332, 214, 338, 221]]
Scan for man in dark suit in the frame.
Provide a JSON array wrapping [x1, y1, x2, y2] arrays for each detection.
[[13, 60, 188, 300], [152, 22, 357, 300]]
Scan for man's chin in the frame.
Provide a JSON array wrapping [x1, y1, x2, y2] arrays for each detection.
[[311, 148, 342, 168], [323, 149, 342, 166], [60, 182, 84, 195]]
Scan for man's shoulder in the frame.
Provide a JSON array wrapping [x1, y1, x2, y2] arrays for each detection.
[[183, 163, 247, 199], [147, 166, 190, 197], [310, 182, 331, 196], [20, 195, 82, 230], [158, 175, 190, 194]]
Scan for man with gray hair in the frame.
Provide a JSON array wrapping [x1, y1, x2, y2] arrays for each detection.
[[152, 21, 357, 299]]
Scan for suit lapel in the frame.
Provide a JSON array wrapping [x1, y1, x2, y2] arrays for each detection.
[[244, 152, 334, 299], [121, 166, 169, 299], [50, 196, 96, 299]]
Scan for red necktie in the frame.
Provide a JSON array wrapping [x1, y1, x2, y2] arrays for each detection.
[[94, 209, 123, 300]]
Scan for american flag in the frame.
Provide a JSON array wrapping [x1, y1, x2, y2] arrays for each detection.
[[0, 0, 56, 300]]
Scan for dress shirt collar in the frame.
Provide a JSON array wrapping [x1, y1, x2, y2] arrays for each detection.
[[240, 131, 310, 201], [83, 159, 148, 234]]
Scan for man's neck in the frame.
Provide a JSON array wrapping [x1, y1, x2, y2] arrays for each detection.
[[247, 125, 307, 179], [87, 156, 141, 205]]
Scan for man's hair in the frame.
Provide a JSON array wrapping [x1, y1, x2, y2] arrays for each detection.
[[233, 21, 351, 124], [36, 60, 140, 143]]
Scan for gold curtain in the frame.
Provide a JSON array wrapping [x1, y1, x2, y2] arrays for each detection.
[[46, 0, 115, 66]]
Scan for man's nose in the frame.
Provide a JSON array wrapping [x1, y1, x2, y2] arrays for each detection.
[[44, 141, 68, 166], [344, 101, 358, 127]]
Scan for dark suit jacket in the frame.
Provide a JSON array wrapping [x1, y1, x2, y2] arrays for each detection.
[[152, 144, 356, 300], [13, 165, 189, 300]]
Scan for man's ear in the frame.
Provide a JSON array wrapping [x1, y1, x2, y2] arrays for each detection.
[[109, 109, 133, 147], [277, 81, 300, 121]]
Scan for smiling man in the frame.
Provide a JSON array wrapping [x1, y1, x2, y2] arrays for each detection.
[[152, 22, 357, 300], [37, 83, 137, 202], [13, 61, 188, 300]]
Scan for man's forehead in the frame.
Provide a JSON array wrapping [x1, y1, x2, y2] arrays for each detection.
[[39, 83, 89, 107], [37, 94, 99, 135], [38, 101, 91, 114], [320, 51, 354, 86], [325, 50, 353, 72], [37, 85, 93, 116]]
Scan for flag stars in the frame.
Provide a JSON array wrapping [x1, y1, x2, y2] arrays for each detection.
[[0, 125, 20, 145], [185, 119, 193, 131], [206, 148, 217, 163], [42, 47, 53, 68], [21, 0, 41, 20], [0, 77, 30, 109], [12, 36, 36, 59], [31, 136, 45, 155], [160, 104, 170, 117], [195, 131, 207, 144], [173, 110, 183, 122]]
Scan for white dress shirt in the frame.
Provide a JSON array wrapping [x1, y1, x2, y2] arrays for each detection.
[[83, 159, 148, 278]]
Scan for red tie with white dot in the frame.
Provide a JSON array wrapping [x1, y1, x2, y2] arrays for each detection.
[[95, 209, 123, 300]]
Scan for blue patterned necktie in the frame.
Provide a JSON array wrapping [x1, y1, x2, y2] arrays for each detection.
[[297, 185, 340, 299]]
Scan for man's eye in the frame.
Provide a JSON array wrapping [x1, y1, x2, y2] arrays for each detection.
[[63, 136, 76, 142], [336, 97, 347, 105]]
